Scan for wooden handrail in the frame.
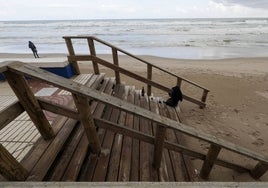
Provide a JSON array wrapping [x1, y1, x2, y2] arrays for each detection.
[[65, 35, 209, 91], [63, 36, 209, 108], [67, 55, 206, 107], [2, 62, 268, 162], [1, 62, 268, 180]]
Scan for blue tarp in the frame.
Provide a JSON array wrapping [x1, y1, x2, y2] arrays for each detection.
[[0, 63, 75, 81]]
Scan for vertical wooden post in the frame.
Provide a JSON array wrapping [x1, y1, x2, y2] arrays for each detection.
[[177, 77, 182, 87], [64, 37, 81, 75], [200, 144, 221, 180], [4, 71, 54, 140], [147, 64, 152, 96], [87, 38, 100, 74], [112, 47, 120, 84], [0, 144, 28, 180], [200, 89, 209, 109], [250, 162, 268, 179], [153, 124, 166, 169], [72, 94, 101, 154]]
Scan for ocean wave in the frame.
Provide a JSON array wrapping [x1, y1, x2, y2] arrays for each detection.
[[1, 18, 268, 59]]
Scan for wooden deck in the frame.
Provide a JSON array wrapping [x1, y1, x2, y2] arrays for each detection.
[[2, 37, 268, 181], [7, 73, 191, 181]]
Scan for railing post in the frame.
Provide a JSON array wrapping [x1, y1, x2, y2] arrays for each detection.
[[147, 64, 152, 96], [87, 38, 100, 74], [0, 144, 28, 180], [64, 37, 81, 75], [200, 90, 209, 109], [200, 144, 221, 179], [72, 94, 101, 154], [112, 47, 121, 84], [250, 162, 268, 179], [177, 77, 182, 87], [4, 71, 54, 140], [153, 124, 166, 169]]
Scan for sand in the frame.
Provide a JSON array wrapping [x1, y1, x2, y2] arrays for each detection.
[[1, 53, 268, 181]]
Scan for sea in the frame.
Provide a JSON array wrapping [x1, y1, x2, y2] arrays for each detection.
[[1, 18, 268, 59]]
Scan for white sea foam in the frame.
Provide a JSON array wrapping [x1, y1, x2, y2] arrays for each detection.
[[0, 18, 268, 59]]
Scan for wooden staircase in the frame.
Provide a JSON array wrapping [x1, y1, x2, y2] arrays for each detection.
[[1, 36, 268, 181]]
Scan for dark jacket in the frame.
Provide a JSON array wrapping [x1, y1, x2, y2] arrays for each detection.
[[28, 41, 37, 51], [165, 86, 183, 107]]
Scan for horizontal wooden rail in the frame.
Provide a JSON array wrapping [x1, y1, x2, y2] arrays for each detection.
[[63, 36, 209, 107], [65, 36, 209, 92], [67, 55, 206, 108]]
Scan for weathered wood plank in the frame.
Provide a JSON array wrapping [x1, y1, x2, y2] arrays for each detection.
[[158, 102, 175, 181], [37, 97, 79, 120], [106, 110, 126, 181], [147, 64, 152, 96], [64, 38, 80, 75], [251, 162, 268, 179], [20, 115, 68, 172], [78, 78, 114, 181], [26, 119, 78, 181], [87, 38, 100, 74], [130, 91, 141, 181], [72, 94, 101, 154], [3, 71, 54, 140], [112, 48, 121, 84], [93, 84, 125, 181], [106, 85, 129, 181], [91, 87, 119, 181], [139, 94, 153, 181], [200, 144, 222, 180], [165, 105, 190, 181], [118, 87, 135, 181], [0, 102, 24, 131], [47, 125, 84, 181], [61, 133, 88, 181], [0, 144, 28, 181], [153, 124, 166, 169], [148, 97, 160, 181]]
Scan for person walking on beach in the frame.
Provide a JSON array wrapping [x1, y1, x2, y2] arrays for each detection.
[[28, 41, 39, 58]]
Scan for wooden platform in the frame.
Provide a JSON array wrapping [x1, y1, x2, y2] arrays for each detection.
[[3, 73, 190, 181], [2, 40, 268, 181]]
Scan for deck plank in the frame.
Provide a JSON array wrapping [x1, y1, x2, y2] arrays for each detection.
[[46, 125, 84, 181], [158, 101, 175, 181], [139, 94, 155, 181], [92, 84, 126, 181], [61, 133, 88, 181], [26, 119, 78, 181], [118, 87, 135, 181], [130, 91, 141, 181], [78, 78, 115, 181], [106, 86, 129, 181]]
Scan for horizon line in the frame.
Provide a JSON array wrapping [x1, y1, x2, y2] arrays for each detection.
[[1, 17, 268, 22]]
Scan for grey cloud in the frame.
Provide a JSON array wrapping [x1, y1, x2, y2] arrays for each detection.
[[214, 0, 268, 9]]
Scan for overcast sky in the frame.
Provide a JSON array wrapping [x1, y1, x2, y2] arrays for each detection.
[[1, 0, 268, 21]]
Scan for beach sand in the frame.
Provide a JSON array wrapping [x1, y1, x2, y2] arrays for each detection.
[[1, 53, 268, 181]]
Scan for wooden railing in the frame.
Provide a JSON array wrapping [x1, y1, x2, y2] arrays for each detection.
[[63, 36, 209, 108], [1, 62, 268, 181]]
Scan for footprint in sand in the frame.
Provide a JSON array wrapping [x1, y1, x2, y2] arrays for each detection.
[[251, 131, 261, 137], [252, 138, 264, 146]]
